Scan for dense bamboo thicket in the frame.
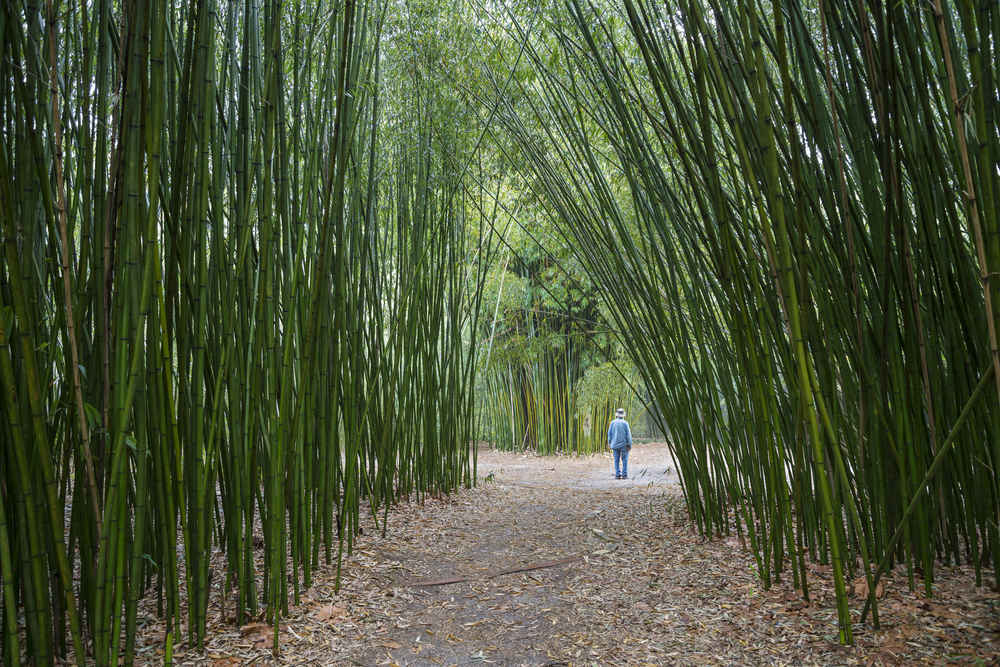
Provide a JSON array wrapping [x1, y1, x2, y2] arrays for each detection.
[[0, 0, 491, 663], [3, 0, 998, 657], [469, 204, 615, 455], [479, 334, 600, 454], [490, 0, 999, 643], [478, 347, 643, 454]]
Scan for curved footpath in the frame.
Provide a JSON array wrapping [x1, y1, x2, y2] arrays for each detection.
[[143, 443, 998, 665]]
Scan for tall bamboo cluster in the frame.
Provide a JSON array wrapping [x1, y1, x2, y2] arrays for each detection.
[[473, 242, 610, 455], [0, 0, 487, 663], [479, 336, 598, 454], [478, 347, 640, 455], [492, 0, 999, 642]]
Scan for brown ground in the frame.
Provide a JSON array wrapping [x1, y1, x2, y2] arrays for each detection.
[[140, 442, 999, 665]]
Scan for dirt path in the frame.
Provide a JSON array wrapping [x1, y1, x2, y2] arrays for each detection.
[[155, 443, 998, 666], [474, 441, 681, 492]]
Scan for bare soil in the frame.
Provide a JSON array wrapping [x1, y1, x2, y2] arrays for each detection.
[[139, 442, 999, 666]]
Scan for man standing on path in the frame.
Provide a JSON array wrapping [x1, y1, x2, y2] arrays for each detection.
[[608, 408, 633, 480]]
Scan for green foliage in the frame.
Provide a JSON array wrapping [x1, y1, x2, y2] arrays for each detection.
[[490, 0, 1000, 645], [574, 358, 640, 420], [0, 0, 494, 663], [5, 0, 995, 658]]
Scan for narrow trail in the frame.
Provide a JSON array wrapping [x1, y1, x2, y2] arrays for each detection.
[[153, 444, 997, 666], [345, 448, 687, 666]]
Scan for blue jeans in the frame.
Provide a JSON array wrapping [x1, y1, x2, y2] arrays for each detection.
[[613, 446, 630, 478]]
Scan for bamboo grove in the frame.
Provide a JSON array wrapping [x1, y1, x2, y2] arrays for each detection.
[[488, 0, 999, 644], [478, 344, 645, 455], [0, 0, 493, 663], [471, 180, 642, 455], [477, 291, 610, 454]]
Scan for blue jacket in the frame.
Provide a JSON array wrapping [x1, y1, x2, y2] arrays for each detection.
[[607, 418, 632, 450]]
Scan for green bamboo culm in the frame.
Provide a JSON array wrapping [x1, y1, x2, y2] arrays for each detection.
[[0, 0, 491, 663], [479, 344, 598, 455], [471, 205, 617, 457], [486, 0, 999, 644]]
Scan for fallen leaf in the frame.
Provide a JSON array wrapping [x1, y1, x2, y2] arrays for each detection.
[[314, 604, 349, 622], [238, 622, 269, 637]]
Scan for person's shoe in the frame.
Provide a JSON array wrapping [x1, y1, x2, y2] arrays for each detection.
[[621, 475, 628, 479], [615, 474, 621, 479]]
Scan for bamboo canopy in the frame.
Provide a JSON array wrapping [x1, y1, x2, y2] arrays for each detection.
[[0, 0, 998, 661], [489, 0, 999, 644]]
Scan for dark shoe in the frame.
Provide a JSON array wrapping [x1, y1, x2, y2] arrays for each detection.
[[621, 475, 628, 479], [615, 474, 621, 479]]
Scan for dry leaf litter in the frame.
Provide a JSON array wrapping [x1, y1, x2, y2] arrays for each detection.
[[126, 442, 998, 666]]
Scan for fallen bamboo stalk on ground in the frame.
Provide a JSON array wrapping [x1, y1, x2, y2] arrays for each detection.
[[411, 556, 583, 587]]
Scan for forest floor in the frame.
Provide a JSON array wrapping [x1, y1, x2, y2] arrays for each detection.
[[140, 442, 999, 666]]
